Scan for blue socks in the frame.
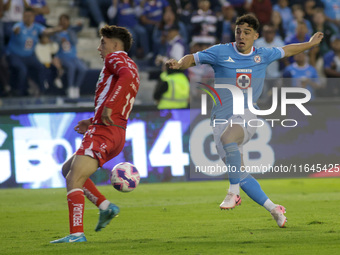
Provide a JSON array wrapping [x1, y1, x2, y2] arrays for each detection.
[[223, 142, 241, 184], [240, 172, 269, 206], [223, 142, 269, 206]]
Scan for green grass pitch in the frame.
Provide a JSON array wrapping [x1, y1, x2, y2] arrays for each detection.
[[0, 178, 339, 255]]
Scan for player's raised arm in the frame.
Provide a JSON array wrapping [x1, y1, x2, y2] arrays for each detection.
[[166, 54, 196, 70], [282, 32, 324, 57]]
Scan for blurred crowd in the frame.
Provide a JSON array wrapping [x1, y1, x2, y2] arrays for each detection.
[[0, 0, 340, 102], [0, 0, 87, 98]]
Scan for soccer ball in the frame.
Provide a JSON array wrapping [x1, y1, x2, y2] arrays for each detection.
[[111, 162, 140, 192]]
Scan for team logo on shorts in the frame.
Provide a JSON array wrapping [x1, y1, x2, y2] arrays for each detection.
[[95, 152, 102, 159], [254, 55, 262, 63], [236, 73, 251, 89]]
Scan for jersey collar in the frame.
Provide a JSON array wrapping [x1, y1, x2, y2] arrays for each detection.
[[232, 42, 255, 56], [114, 51, 127, 54]]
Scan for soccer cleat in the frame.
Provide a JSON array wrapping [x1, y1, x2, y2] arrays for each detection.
[[270, 205, 287, 228], [95, 203, 120, 232], [50, 233, 87, 243], [220, 192, 242, 210]]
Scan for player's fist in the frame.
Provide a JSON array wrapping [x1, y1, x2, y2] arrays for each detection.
[[309, 32, 324, 46], [166, 59, 181, 70]]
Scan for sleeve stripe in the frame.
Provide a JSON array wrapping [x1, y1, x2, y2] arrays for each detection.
[[277, 47, 285, 58], [193, 53, 201, 65], [116, 66, 128, 74]]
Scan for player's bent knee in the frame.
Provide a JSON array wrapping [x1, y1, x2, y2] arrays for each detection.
[[220, 125, 244, 145], [220, 133, 242, 145], [221, 136, 238, 145], [65, 171, 87, 190]]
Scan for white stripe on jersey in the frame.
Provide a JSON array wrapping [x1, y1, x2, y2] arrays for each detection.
[[95, 74, 113, 114]]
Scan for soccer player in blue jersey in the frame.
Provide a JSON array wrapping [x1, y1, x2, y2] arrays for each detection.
[[283, 52, 321, 100], [166, 14, 323, 228], [6, 7, 61, 96]]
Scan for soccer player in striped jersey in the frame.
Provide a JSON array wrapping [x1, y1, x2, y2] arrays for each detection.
[[51, 25, 140, 243], [167, 14, 323, 228]]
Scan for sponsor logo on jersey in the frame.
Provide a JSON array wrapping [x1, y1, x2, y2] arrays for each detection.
[[236, 73, 251, 89], [236, 69, 252, 73]]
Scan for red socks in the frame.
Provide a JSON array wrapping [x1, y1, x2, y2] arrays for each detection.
[[67, 189, 85, 234], [83, 178, 107, 207], [67, 179, 108, 234]]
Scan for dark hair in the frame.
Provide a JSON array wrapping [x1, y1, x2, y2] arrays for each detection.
[[59, 14, 70, 21], [24, 7, 35, 13], [100, 25, 133, 52], [235, 14, 260, 32]]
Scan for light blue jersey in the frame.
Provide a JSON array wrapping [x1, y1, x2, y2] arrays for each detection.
[[193, 42, 284, 121], [7, 22, 45, 57], [55, 29, 78, 60], [283, 62, 319, 100]]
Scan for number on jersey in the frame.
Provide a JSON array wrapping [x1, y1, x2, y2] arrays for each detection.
[[122, 93, 135, 119]]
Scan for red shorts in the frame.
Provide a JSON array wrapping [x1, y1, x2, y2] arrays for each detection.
[[76, 124, 126, 167]]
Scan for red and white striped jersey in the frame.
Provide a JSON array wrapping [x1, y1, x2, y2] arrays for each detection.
[[92, 51, 140, 129]]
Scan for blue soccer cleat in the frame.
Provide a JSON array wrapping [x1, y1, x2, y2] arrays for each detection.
[[95, 203, 120, 232], [50, 233, 87, 243]]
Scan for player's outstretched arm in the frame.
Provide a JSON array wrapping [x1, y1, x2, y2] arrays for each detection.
[[166, 54, 196, 70], [283, 32, 324, 58]]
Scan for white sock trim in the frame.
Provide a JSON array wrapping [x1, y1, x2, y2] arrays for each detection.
[[263, 199, 276, 212], [98, 200, 111, 210], [228, 184, 240, 195], [71, 232, 84, 237], [67, 188, 84, 196]]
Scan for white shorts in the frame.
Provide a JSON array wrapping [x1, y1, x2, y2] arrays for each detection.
[[213, 109, 257, 158]]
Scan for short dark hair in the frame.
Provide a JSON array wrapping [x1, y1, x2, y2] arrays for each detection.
[[59, 14, 70, 21], [100, 25, 133, 52], [235, 14, 260, 32], [24, 7, 35, 13]]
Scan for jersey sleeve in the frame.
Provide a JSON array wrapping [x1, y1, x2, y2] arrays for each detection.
[[262, 47, 285, 64], [104, 54, 137, 109], [193, 44, 221, 66], [104, 69, 133, 109], [105, 53, 128, 75], [282, 66, 292, 78], [311, 67, 319, 79], [323, 52, 334, 69], [36, 23, 46, 34], [162, 0, 169, 8], [311, 66, 320, 85], [12, 22, 21, 31]]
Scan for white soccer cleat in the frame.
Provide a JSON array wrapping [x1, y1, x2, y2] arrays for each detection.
[[220, 192, 242, 210], [270, 205, 287, 228]]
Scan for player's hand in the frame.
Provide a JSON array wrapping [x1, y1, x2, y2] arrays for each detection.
[[309, 32, 324, 47], [101, 106, 114, 126], [74, 118, 92, 134], [13, 27, 20, 34], [166, 59, 181, 70]]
